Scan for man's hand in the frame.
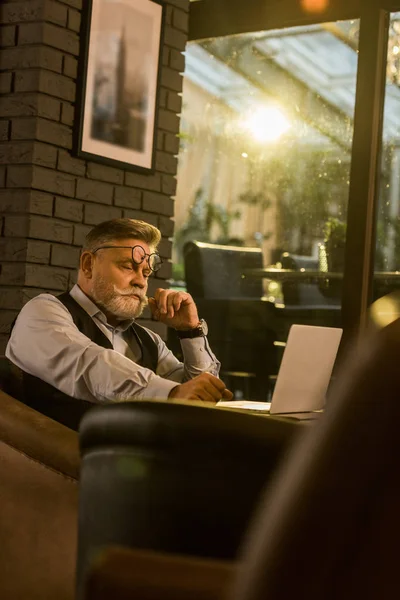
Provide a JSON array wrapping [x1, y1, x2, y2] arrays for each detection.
[[168, 373, 233, 404], [148, 289, 199, 330]]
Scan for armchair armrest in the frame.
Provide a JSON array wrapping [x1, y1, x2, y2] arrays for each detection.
[[84, 546, 235, 600]]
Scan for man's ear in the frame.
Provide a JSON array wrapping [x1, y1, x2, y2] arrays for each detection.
[[80, 251, 94, 279]]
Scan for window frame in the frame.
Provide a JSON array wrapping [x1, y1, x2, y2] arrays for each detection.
[[188, 0, 396, 340]]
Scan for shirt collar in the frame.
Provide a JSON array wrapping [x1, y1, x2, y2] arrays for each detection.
[[69, 284, 135, 332]]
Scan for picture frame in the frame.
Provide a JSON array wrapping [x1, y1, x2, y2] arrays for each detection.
[[74, 0, 165, 173]]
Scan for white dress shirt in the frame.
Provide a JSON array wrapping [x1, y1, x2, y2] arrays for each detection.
[[6, 284, 220, 404]]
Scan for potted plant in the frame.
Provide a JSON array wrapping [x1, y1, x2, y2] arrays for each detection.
[[323, 217, 347, 272]]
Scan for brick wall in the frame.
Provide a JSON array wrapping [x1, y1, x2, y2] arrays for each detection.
[[0, 0, 189, 352]]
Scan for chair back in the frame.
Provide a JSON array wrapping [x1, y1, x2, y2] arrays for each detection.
[[234, 319, 400, 600], [280, 252, 318, 271], [76, 401, 303, 598], [280, 251, 338, 306], [0, 355, 24, 399], [193, 298, 278, 400], [183, 241, 263, 299], [181, 242, 276, 397]]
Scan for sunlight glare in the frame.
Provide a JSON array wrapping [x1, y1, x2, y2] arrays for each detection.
[[243, 106, 291, 142]]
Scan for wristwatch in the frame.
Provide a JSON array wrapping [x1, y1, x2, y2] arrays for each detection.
[[177, 319, 208, 339]]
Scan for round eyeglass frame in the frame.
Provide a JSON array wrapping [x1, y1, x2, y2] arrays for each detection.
[[92, 245, 163, 273]]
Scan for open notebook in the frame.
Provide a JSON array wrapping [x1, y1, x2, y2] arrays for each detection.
[[217, 324, 343, 419]]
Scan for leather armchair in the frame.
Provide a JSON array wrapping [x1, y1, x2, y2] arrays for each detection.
[[82, 319, 400, 600], [76, 401, 304, 598], [0, 359, 80, 600], [84, 546, 233, 600]]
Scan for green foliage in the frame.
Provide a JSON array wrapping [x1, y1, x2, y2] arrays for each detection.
[[324, 217, 347, 245], [323, 217, 346, 272], [278, 149, 349, 254], [238, 190, 273, 241], [177, 130, 195, 151], [322, 217, 387, 271], [171, 262, 185, 284], [174, 188, 242, 262], [383, 216, 400, 269], [239, 190, 272, 211]]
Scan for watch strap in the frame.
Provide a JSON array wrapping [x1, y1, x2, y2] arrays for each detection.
[[177, 320, 206, 339]]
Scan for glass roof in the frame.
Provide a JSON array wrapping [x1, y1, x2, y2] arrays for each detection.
[[253, 25, 358, 117], [184, 19, 400, 144]]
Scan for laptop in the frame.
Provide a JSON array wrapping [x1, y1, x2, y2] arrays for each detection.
[[217, 324, 343, 419]]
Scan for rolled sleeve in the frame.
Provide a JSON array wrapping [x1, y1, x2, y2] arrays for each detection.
[[179, 337, 221, 378], [143, 327, 221, 382]]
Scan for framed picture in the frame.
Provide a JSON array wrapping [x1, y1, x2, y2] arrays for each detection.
[[75, 0, 165, 173]]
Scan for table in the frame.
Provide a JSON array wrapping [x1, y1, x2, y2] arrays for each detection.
[[242, 268, 400, 283]]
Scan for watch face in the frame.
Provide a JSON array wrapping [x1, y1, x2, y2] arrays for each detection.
[[199, 319, 208, 335]]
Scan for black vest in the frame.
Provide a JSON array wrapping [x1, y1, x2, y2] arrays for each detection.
[[16, 292, 159, 431]]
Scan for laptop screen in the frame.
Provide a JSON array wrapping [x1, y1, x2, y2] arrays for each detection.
[[270, 324, 343, 414]]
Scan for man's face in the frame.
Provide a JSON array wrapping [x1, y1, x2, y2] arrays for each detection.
[[88, 238, 153, 321]]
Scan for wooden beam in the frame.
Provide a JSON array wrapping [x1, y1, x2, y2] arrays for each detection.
[[189, 0, 362, 42]]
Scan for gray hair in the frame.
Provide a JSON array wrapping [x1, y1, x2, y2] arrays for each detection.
[[83, 218, 161, 252]]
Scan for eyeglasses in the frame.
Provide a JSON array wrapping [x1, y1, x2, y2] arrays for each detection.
[[92, 245, 162, 273]]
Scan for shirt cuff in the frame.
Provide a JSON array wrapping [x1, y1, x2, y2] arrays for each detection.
[[179, 336, 215, 367], [134, 374, 179, 401]]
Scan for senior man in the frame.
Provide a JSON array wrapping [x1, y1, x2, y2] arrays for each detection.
[[6, 218, 232, 429]]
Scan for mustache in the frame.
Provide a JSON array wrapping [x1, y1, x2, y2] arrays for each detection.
[[115, 287, 148, 301]]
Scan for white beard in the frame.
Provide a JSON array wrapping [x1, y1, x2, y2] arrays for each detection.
[[91, 276, 148, 320]]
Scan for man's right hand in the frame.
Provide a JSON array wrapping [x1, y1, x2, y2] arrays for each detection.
[[168, 373, 233, 404]]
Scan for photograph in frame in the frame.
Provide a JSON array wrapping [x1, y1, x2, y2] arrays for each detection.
[[75, 0, 164, 173]]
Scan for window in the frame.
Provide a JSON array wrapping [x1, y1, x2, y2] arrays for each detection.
[[170, 21, 360, 399], [372, 12, 400, 327]]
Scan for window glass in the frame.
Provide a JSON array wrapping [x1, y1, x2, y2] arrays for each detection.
[[170, 22, 359, 399], [372, 12, 400, 328]]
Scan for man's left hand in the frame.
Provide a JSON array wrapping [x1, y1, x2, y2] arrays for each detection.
[[148, 289, 200, 330]]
